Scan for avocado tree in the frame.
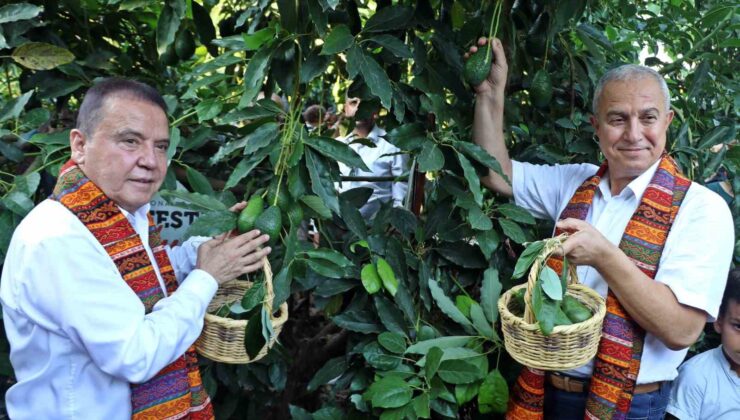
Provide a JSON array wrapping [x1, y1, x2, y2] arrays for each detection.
[[0, 1, 737, 418]]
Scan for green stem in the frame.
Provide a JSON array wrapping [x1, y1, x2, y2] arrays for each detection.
[[485, 1, 503, 57]]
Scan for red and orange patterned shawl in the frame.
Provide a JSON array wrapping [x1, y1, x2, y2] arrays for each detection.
[[506, 155, 690, 420], [52, 160, 214, 420]]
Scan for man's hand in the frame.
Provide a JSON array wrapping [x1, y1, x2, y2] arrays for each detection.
[[229, 201, 247, 213], [465, 37, 508, 97], [554, 218, 618, 269], [196, 230, 271, 284]]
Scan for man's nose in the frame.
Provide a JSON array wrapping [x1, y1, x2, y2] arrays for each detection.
[[624, 117, 642, 143], [138, 144, 157, 168]]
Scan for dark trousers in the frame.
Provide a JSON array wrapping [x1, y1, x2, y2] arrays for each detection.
[[543, 380, 672, 420]]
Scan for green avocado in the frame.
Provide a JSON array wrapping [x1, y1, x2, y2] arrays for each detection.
[[464, 47, 492, 86], [254, 205, 282, 244], [159, 43, 178, 66], [174, 30, 196, 59], [530, 69, 553, 108], [554, 306, 573, 326], [237, 195, 264, 233], [563, 295, 592, 323], [285, 204, 304, 227], [267, 181, 292, 211]]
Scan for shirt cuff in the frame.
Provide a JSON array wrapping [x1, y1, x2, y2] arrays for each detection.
[[178, 268, 218, 307]]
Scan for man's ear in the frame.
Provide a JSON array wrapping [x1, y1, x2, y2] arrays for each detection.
[[589, 115, 600, 131], [70, 129, 87, 165], [714, 316, 722, 334], [665, 109, 675, 125]]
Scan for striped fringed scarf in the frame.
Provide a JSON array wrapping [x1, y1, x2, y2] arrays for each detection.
[[506, 155, 690, 420], [52, 160, 214, 420]]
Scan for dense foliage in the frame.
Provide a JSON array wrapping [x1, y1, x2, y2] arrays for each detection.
[[0, 0, 737, 418]]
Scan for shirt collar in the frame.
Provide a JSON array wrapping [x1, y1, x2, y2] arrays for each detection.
[[598, 158, 662, 200], [119, 203, 151, 231]]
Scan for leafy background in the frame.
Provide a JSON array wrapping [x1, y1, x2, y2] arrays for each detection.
[[0, 0, 737, 418]]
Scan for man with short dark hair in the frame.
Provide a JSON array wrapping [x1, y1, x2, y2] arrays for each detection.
[[0, 78, 271, 419], [469, 38, 733, 419]]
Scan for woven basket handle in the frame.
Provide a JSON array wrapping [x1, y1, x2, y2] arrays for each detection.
[[522, 238, 578, 324], [259, 256, 278, 318]]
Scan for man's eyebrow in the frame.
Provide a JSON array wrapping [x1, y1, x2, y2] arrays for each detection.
[[639, 107, 660, 115], [605, 110, 628, 117], [113, 128, 145, 139]]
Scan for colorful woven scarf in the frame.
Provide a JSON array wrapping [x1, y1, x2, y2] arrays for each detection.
[[52, 160, 214, 420], [507, 155, 690, 420]]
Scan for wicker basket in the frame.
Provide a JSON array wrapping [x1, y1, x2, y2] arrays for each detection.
[[497, 243, 606, 371], [196, 258, 289, 364]]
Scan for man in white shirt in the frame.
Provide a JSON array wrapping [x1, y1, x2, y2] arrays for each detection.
[[469, 38, 733, 419], [0, 79, 271, 419], [336, 96, 408, 219]]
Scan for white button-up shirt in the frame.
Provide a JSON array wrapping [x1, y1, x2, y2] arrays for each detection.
[[336, 125, 409, 218], [512, 159, 734, 383], [0, 199, 217, 420]]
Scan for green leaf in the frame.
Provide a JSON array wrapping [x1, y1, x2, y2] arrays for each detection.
[[368, 376, 413, 409], [11, 42, 75, 70], [512, 240, 545, 279], [412, 394, 431, 419], [346, 45, 393, 109], [497, 203, 536, 225], [159, 190, 228, 212], [306, 148, 339, 214], [477, 229, 500, 259], [389, 207, 417, 239], [478, 369, 509, 414], [0, 3, 42, 24], [363, 341, 401, 371], [191, 1, 217, 56], [405, 336, 474, 354], [437, 242, 487, 268], [363, 6, 414, 33], [244, 308, 266, 359], [367, 34, 413, 58], [687, 61, 710, 99], [239, 45, 273, 107], [498, 218, 527, 244], [307, 356, 347, 392], [424, 346, 443, 379], [272, 266, 292, 308], [241, 281, 266, 312], [468, 206, 493, 230], [540, 266, 563, 301], [304, 136, 369, 171], [156, 0, 185, 55], [470, 302, 496, 340], [456, 142, 508, 182], [304, 248, 353, 267], [361, 263, 382, 294], [0, 91, 33, 123], [339, 196, 367, 240], [195, 99, 223, 123], [224, 153, 269, 189], [183, 210, 235, 238], [3, 191, 33, 216], [437, 359, 482, 384], [276, 0, 298, 32], [185, 166, 214, 196], [696, 125, 734, 150], [455, 382, 479, 405], [301, 195, 332, 219], [333, 309, 382, 334], [481, 268, 502, 323], [700, 5, 734, 28], [418, 141, 444, 172], [376, 257, 398, 296], [536, 296, 559, 336], [307, 259, 346, 279], [321, 24, 354, 55], [13, 173, 40, 197], [428, 281, 475, 333], [378, 332, 407, 354], [374, 294, 407, 335], [455, 295, 475, 318], [457, 152, 483, 206]]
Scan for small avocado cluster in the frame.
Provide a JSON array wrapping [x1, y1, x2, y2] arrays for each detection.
[[236, 182, 303, 245]]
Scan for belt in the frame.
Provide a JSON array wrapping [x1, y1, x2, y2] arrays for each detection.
[[547, 374, 662, 394]]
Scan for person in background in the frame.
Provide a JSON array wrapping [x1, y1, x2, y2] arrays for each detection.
[[335, 95, 408, 219], [469, 37, 734, 419], [666, 268, 740, 419], [0, 78, 271, 419]]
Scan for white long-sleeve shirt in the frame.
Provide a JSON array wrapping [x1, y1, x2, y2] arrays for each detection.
[[512, 159, 734, 383], [336, 125, 409, 218], [0, 199, 217, 420]]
